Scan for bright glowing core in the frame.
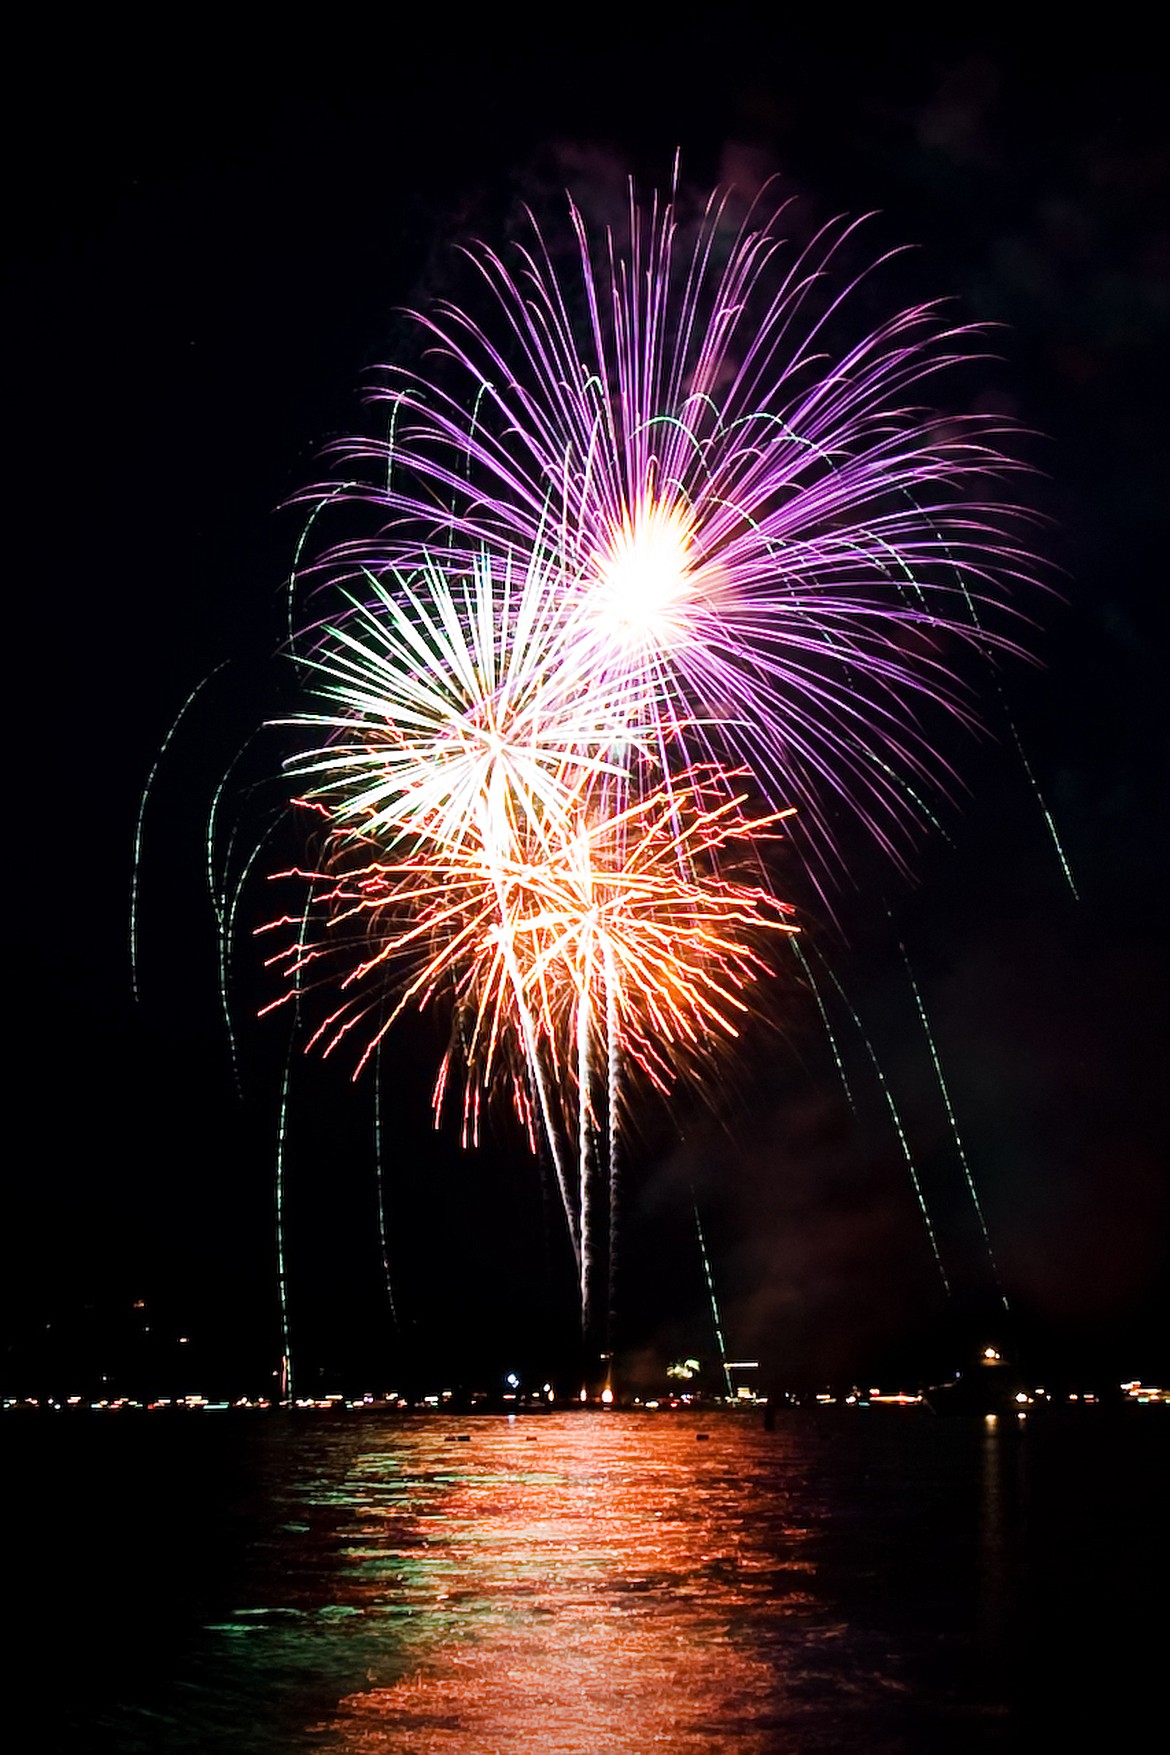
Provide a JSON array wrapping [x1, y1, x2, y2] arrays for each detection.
[[590, 498, 699, 648]]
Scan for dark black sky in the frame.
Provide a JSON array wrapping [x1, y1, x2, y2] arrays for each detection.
[[5, 25, 1167, 1398]]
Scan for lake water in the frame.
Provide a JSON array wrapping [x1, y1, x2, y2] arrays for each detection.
[[6, 1407, 1165, 1751]]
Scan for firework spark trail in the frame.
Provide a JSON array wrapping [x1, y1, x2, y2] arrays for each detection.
[[271, 883, 318, 1398], [604, 937, 621, 1359], [287, 483, 361, 664], [275, 1029, 295, 1405], [790, 936, 857, 1114], [372, 1045, 400, 1335], [693, 1193, 734, 1398], [804, 938, 951, 1295], [920, 515, 1077, 900], [131, 663, 229, 1002], [213, 784, 289, 1093], [899, 941, 1009, 1310], [996, 681, 1079, 899], [207, 754, 244, 1079], [577, 954, 595, 1336]]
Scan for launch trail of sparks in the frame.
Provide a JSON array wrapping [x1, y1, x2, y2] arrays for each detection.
[[259, 172, 1043, 1345]]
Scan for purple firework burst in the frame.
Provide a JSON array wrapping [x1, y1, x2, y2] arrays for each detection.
[[298, 176, 1044, 893]]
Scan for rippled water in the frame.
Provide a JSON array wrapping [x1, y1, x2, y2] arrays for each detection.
[[7, 1408, 1164, 1751]]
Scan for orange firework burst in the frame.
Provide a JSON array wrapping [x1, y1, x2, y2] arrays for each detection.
[[265, 782, 794, 1118], [262, 777, 795, 1270]]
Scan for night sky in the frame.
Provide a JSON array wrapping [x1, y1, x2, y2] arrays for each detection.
[[5, 25, 1166, 1401]]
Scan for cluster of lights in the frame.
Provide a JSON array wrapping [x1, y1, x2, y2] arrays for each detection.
[[5, 1373, 1165, 1414]]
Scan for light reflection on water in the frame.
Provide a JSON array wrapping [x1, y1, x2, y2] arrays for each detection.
[[10, 1407, 1166, 1751], [322, 1415, 824, 1753]]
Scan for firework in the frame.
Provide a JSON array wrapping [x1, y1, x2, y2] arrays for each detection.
[[271, 174, 1041, 1350]]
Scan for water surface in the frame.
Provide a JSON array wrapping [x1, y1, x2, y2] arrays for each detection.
[[6, 1408, 1164, 1750]]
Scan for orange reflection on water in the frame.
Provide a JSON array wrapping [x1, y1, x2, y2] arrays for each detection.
[[323, 1412, 821, 1752]]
